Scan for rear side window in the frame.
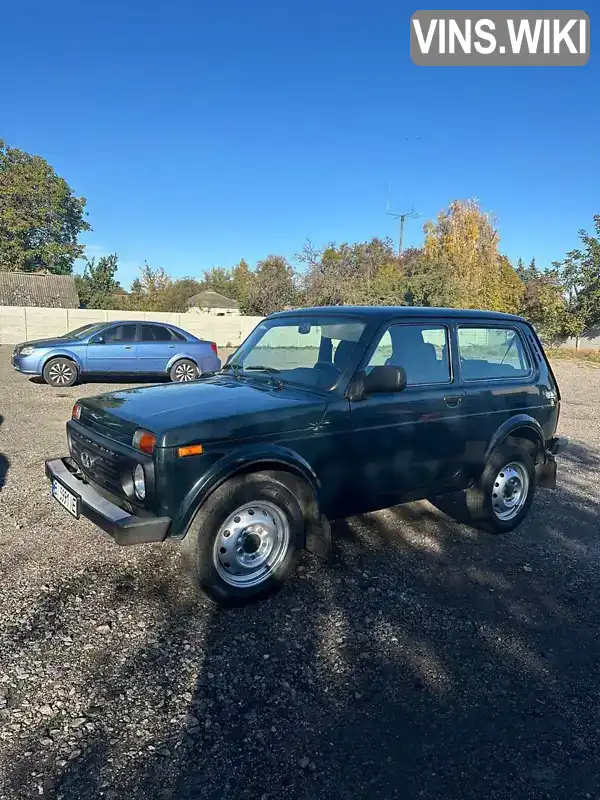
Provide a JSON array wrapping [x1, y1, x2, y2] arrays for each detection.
[[103, 324, 137, 343], [458, 327, 530, 381], [367, 324, 451, 385], [171, 329, 187, 341], [141, 324, 174, 342]]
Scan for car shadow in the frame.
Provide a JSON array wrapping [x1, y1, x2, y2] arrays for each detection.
[[2, 449, 600, 799], [29, 374, 170, 387], [0, 414, 9, 491]]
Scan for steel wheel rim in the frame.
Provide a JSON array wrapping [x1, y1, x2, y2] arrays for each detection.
[[491, 461, 529, 521], [213, 501, 290, 588], [174, 363, 196, 382], [49, 362, 74, 385]]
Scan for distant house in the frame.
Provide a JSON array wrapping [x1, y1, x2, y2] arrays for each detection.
[[186, 290, 240, 316], [0, 270, 79, 308]]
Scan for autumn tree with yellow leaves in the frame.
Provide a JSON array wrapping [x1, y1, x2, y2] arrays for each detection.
[[419, 199, 524, 314]]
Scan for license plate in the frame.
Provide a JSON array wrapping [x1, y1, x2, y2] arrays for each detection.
[[52, 479, 80, 518]]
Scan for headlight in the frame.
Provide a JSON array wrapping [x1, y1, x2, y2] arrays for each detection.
[[133, 464, 146, 500], [20, 346, 35, 356]]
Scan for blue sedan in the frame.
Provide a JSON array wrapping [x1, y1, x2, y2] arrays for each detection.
[[11, 320, 221, 387]]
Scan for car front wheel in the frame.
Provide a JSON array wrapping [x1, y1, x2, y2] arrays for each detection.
[[43, 357, 78, 388], [465, 443, 536, 533], [180, 473, 303, 606]]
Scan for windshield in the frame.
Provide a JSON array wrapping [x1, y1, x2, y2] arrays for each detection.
[[227, 315, 367, 391], [62, 323, 106, 340]]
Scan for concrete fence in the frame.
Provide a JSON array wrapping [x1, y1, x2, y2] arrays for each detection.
[[0, 307, 264, 348]]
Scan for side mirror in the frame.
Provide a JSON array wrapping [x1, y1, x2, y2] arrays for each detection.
[[348, 365, 407, 400], [225, 353, 233, 365], [90, 334, 105, 344], [364, 365, 407, 395]]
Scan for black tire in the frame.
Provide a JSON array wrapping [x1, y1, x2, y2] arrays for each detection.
[[180, 473, 304, 606], [43, 357, 78, 388], [169, 359, 199, 382], [465, 443, 536, 534]]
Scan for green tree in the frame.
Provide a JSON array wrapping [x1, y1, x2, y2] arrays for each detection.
[[119, 264, 174, 311], [299, 237, 400, 306], [248, 255, 296, 315], [202, 266, 235, 298], [75, 254, 121, 308], [0, 138, 90, 273], [553, 216, 600, 339], [520, 268, 571, 343], [230, 259, 255, 313]]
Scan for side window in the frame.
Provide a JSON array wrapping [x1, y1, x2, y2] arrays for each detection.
[[171, 329, 187, 341], [141, 324, 173, 342], [367, 324, 451, 385], [458, 327, 530, 381], [103, 324, 137, 343]]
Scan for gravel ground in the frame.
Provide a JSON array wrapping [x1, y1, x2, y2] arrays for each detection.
[[0, 346, 599, 800]]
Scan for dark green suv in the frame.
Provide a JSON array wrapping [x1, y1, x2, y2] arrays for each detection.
[[46, 306, 566, 606]]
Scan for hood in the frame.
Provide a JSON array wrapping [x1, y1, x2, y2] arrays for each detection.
[[16, 336, 73, 350], [79, 374, 328, 447]]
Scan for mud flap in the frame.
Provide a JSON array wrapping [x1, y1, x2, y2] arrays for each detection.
[[305, 514, 332, 563], [536, 453, 557, 490]]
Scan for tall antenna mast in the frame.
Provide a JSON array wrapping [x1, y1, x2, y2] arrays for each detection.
[[386, 184, 421, 257]]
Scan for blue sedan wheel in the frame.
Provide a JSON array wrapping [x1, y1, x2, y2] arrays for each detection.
[[43, 357, 78, 388], [170, 359, 199, 382]]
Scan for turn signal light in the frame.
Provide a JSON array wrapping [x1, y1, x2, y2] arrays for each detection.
[[72, 403, 82, 421], [133, 429, 156, 455], [177, 444, 203, 458]]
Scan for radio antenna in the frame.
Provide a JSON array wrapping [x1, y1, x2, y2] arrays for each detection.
[[386, 183, 421, 257]]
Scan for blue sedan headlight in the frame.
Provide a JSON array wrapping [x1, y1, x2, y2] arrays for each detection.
[[20, 346, 35, 355]]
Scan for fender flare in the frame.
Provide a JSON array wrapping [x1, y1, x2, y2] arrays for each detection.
[[165, 352, 201, 374], [40, 349, 85, 373], [176, 443, 323, 548], [484, 414, 545, 463]]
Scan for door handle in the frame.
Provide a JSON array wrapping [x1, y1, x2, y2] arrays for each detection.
[[168, 345, 175, 349], [444, 395, 463, 408], [124, 346, 132, 350]]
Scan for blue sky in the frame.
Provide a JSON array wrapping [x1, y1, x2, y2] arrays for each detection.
[[1, 0, 597, 287]]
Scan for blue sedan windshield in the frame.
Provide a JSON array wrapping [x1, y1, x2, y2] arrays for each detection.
[[61, 323, 107, 340]]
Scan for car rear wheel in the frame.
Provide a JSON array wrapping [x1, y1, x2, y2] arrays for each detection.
[[465, 443, 536, 533], [170, 359, 199, 382], [43, 357, 78, 388], [180, 473, 303, 606]]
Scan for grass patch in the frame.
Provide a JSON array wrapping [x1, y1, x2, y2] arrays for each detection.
[[547, 347, 600, 366]]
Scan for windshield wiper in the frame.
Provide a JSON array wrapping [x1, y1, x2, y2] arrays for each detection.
[[243, 365, 281, 373], [242, 366, 284, 390]]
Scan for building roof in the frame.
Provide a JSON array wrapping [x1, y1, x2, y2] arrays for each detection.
[[186, 290, 239, 309], [0, 271, 80, 308], [269, 305, 526, 322]]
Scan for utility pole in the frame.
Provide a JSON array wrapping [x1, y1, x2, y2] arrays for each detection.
[[386, 188, 421, 257]]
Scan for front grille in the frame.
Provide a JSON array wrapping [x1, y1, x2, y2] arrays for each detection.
[[69, 427, 131, 498]]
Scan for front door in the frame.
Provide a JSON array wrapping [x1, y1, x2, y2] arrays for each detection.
[[85, 323, 138, 373], [349, 321, 466, 511], [137, 324, 178, 374]]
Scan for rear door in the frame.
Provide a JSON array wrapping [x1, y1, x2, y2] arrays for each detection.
[[137, 324, 178, 374], [456, 322, 540, 467], [349, 320, 467, 510], [85, 323, 138, 373]]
